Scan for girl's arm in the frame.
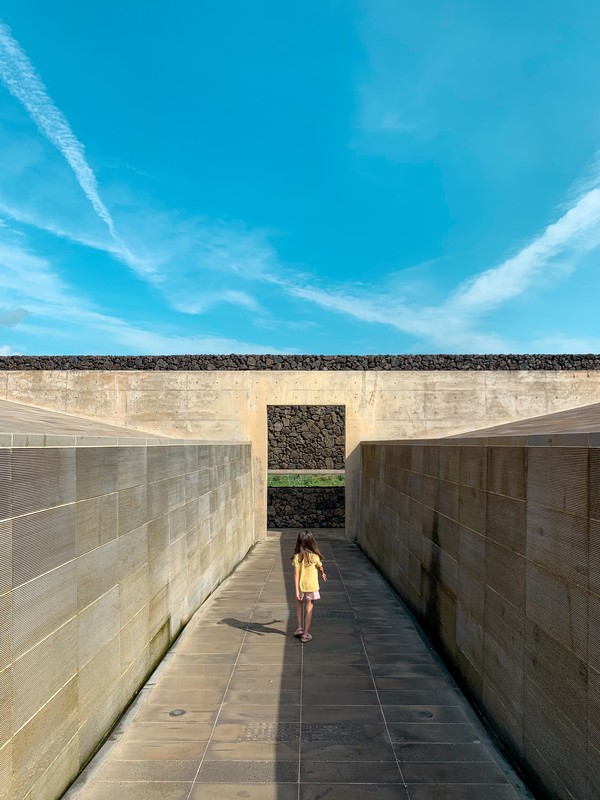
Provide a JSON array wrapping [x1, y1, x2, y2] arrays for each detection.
[[319, 564, 327, 582], [294, 565, 302, 600]]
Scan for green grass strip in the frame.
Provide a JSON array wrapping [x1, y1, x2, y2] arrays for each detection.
[[267, 473, 345, 488]]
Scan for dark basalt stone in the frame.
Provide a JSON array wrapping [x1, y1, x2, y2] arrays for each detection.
[[2, 354, 600, 371], [267, 487, 345, 529]]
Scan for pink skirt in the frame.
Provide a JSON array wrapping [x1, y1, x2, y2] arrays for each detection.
[[299, 590, 320, 600]]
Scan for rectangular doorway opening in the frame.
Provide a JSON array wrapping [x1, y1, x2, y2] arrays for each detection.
[[267, 405, 345, 528]]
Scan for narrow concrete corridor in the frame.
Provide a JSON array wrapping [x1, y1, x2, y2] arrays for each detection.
[[65, 531, 532, 800]]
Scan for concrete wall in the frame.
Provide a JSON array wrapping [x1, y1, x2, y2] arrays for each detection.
[[359, 439, 599, 800], [5, 370, 600, 540], [1, 440, 253, 800]]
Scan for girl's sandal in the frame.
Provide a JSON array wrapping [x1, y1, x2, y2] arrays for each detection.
[[300, 633, 312, 643], [293, 628, 304, 637]]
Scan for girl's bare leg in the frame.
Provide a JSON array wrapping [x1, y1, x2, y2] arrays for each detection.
[[296, 598, 304, 631], [304, 599, 314, 635]]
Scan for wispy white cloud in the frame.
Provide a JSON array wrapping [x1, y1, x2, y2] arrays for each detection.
[[451, 187, 600, 312], [0, 22, 282, 321], [0, 235, 286, 354], [0, 170, 273, 316], [287, 282, 509, 351], [173, 290, 262, 315], [0, 20, 147, 273], [284, 173, 600, 352]]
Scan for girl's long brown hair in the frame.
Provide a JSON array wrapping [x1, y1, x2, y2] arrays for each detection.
[[291, 529, 323, 564]]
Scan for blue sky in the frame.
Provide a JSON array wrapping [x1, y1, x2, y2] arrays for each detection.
[[1, 1, 600, 355]]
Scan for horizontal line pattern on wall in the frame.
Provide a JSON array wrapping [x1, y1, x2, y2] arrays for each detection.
[[359, 437, 599, 800], [2, 440, 254, 800], [2, 354, 600, 370]]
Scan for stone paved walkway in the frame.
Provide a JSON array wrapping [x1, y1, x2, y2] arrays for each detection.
[[66, 530, 532, 800]]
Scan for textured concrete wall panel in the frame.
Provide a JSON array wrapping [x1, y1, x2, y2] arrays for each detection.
[[3, 439, 253, 800], [12, 562, 76, 660], [0, 450, 10, 521], [527, 504, 588, 586], [12, 619, 78, 732], [527, 447, 588, 516], [11, 677, 78, 800], [0, 593, 10, 673], [0, 666, 10, 748], [487, 447, 527, 499], [11, 448, 75, 516], [459, 446, 487, 490], [524, 679, 587, 800], [75, 494, 118, 557], [526, 562, 588, 659], [458, 485, 487, 535], [12, 505, 76, 587], [0, 520, 10, 596], [75, 447, 118, 500], [359, 438, 597, 800], [78, 588, 119, 668], [486, 494, 526, 554]]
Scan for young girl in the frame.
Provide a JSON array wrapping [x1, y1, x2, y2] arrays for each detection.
[[291, 529, 327, 643]]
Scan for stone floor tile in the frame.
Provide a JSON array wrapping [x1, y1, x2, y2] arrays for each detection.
[[299, 653, 368, 667], [301, 705, 384, 724], [236, 651, 303, 665], [161, 663, 235, 678], [79, 783, 192, 800], [374, 676, 453, 691], [211, 721, 300, 742], [217, 704, 301, 723], [189, 784, 297, 800], [401, 761, 509, 783], [203, 741, 300, 761], [302, 690, 379, 706], [134, 707, 219, 724], [387, 723, 481, 745], [405, 785, 520, 799], [300, 784, 409, 799], [302, 663, 372, 678], [300, 741, 397, 762], [224, 689, 301, 705], [93, 760, 199, 782], [394, 743, 494, 762], [377, 689, 462, 706], [117, 722, 213, 743], [301, 723, 389, 744], [195, 760, 297, 782], [226, 673, 301, 691], [172, 653, 238, 665], [301, 760, 402, 783], [147, 690, 226, 708], [371, 663, 441, 677], [381, 705, 470, 724], [157, 676, 231, 692], [302, 676, 375, 691], [108, 740, 207, 761]]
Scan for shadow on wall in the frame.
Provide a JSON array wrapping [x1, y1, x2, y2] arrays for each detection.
[[422, 511, 441, 644]]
